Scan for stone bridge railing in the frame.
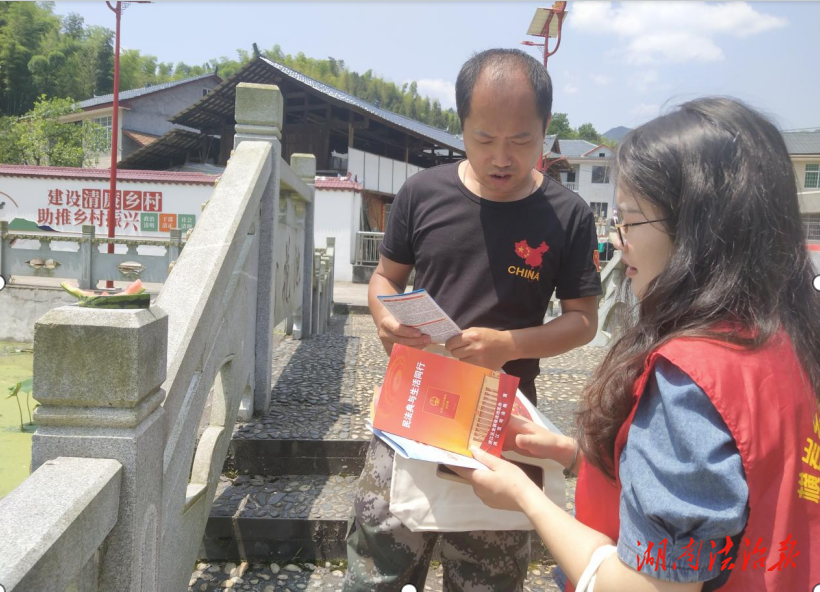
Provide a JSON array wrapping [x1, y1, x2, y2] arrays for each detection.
[[0, 222, 185, 288], [591, 249, 635, 346], [0, 83, 325, 591]]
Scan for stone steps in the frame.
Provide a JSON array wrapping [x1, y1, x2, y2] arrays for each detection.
[[203, 474, 354, 562], [199, 311, 600, 581], [226, 438, 368, 476], [202, 472, 570, 564], [188, 559, 561, 592]]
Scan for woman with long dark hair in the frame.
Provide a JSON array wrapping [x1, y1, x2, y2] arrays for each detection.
[[453, 97, 820, 591]]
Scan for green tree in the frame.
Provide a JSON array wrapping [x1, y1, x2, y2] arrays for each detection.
[[7, 95, 108, 166], [0, 2, 60, 114], [62, 12, 84, 40], [577, 122, 600, 144], [547, 113, 576, 139], [0, 115, 22, 163], [90, 27, 114, 96], [0, 0, 464, 133]]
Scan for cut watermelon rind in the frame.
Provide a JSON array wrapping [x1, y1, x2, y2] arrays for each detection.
[[61, 280, 149, 309]]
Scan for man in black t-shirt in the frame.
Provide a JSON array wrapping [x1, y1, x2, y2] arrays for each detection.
[[343, 49, 602, 591]]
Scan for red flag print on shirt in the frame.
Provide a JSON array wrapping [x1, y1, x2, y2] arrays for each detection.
[[514, 239, 549, 268]]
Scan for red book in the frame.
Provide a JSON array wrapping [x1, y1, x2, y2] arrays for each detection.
[[373, 344, 520, 457]]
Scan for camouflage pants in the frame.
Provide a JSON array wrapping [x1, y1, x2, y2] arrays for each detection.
[[343, 437, 530, 592]]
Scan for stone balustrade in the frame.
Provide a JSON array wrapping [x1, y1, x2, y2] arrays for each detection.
[[590, 250, 635, 346], [0, 82, 320, 592], [0, 221, 184, 288]]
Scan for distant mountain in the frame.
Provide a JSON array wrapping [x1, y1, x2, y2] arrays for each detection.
[[602, 126, 632, 143]]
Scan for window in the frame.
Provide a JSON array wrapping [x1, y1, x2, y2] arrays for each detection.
[[590, 202, 608, 220], [383, 202, 392, 229], [591, 165, 610, 184], [805, 164, 819, 189], [91, 115, 112, 144], [202, 88, 210, 97], [803, 213, 820, 241], [598, 152, 606, 157]]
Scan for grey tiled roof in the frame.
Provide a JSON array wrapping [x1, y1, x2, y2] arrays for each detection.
[[555, 139, 599, 157], [78, 73, 221, 109], [782, 131, 820, 155], [257, 58, 464, 152]]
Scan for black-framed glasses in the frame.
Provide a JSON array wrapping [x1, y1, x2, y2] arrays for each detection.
[[609, 212, 669, 247]]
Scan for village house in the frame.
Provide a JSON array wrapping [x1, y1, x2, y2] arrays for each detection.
[[58, 72, 222, 166], [551, 138, 615, 221], [783, 130, 820, 246]]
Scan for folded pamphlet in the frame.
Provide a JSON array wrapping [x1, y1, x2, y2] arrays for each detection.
[[377, 289, 461, 343]]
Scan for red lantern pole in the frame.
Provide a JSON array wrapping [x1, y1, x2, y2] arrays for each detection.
[[104, 1, 149, 289], [104, 1, 122, 289]]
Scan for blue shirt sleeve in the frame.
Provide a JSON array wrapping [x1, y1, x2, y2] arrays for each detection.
[[616, 358, 749, 586]]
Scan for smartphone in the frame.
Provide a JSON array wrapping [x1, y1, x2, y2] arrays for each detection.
[[436, 460, 544, 489]]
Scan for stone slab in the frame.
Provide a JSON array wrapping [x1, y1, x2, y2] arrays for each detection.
[[32, 306, 168, 408], [0, 456, 121, 592], [235, 83, 283, 130]]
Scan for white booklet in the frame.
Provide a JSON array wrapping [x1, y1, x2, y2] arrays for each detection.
[[377, 289, 461, 343], [370, 425, 487, 469]]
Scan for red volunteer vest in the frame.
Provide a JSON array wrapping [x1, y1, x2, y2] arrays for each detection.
[[571, 331, 819, 591]]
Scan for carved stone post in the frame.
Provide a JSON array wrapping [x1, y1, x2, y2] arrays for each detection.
[[0, 220, 8, 282], [312, 247, 324, 336], [320, 253, 330, 333], [325, 237, 336, 320], [167, 228, 182, 274], [80, 224, 95, 290], [31, 305, 168, 592], [291, 154, 316, 340], [233, 82, 283, 415]]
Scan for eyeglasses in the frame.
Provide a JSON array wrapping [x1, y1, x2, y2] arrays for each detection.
[[609, 212, 669, 247]]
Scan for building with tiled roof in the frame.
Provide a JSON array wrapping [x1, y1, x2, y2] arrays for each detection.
[[783, 130, 820, 245], [59, 73, 221, 166], [76, 73, 220, 110], [315, 176, 363, 192], [783, 130, 820, 156], [547, 138, 616, 223], [118, 57, 466, 284]]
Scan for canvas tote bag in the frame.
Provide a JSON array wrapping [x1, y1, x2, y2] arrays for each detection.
[[388, 389, 567, 532]]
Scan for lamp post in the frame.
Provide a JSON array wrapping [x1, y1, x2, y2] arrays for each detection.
[[522, 2, 568, 173], [104, 1, 149, 288], [521, 1, 568, 70]]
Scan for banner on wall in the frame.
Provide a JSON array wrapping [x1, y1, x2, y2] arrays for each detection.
[[0, 169, 217, 237]]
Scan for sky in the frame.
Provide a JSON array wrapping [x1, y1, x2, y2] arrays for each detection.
[[56, 1, 820, 134]]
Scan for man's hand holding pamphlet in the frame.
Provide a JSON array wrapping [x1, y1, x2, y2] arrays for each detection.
[[377, 289, 462, 343]]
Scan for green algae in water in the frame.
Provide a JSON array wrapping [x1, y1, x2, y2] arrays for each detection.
[[0, 341, 36, 499]]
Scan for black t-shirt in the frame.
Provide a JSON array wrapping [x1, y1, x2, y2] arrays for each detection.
[[380, 161, 603, 383]]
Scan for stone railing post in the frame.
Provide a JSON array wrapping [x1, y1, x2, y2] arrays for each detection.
[[312, 248, 323, 336], [291, 153, 316, 340], [167, 228, 182, 269], [233, 82, 283, 416], [80, 224, 95, 289], [30, 305, 168, 592], [326, 236, 336, 317], [0, 220, 8, 281], [320, 252, 331, 333]]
